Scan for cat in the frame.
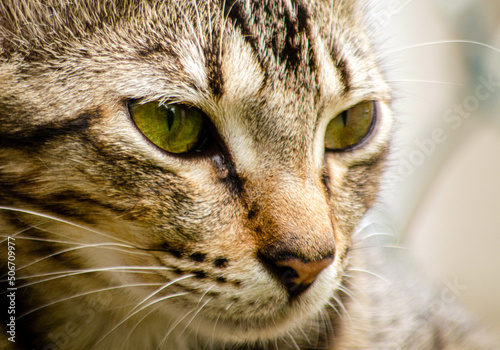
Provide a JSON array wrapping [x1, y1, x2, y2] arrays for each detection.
[[0, 0, 496, 349]]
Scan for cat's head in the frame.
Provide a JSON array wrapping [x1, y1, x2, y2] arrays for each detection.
[[0, 0, 392, 344]]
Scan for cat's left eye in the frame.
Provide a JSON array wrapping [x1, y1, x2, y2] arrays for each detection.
[[324, 101, 376, 151], [129, 101, 208, 154]]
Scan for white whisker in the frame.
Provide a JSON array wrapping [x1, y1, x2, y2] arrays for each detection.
[[388, 40, 500, 54], [331, 293, 352, 326], [387, 79, 464, 87], [125, 305, 161, 343], [337, 284, 361, 308], [18, 282, 164, 320], [96, 290, 191, 347], [356, 232, 398, 242], [347, 268, 390, 284], [0, 206, 132, 245], [157, 307, 197, 350], [351, 221, 389, 238], [210, 310, 225, 349], [125, 274, 196, 316], [326, 300, 346, 325], [321, 308, 334, 344], [16, 242, 148, 272], [2, 235, 85, 245], [157, 286, 215, 349], [350, 244, 409, 252], [286, 330, 300, 350], [0, 226, 32, 243], [296, 322, 309, 344], [179, 296, 213, 337], [5, 266, 171, 290]]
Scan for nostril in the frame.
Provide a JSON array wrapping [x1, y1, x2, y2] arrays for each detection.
[[278, 258, 331, 282], [260, 253, 334, 298], [276, 265, 314, 298], [276, 265, 300, 291]]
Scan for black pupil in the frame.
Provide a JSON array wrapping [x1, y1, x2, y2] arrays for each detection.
[[167, 108, 174, 131], [341, 112, 348, 127]]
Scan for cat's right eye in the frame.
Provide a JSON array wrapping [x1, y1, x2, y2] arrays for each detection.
[[324, 100, 376, 151], [129, 101, 208, 154]]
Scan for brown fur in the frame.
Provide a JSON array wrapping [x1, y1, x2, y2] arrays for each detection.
[[0, 1, 495, 349]]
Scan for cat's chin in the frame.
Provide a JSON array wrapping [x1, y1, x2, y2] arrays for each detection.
[[190, 306, 316, 344], [183, 289, 335, 344], [180, 264, 342, 344]]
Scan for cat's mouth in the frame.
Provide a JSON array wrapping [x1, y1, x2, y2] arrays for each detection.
[[186, 293, 332, 344], [142, 239, 346, 343], [162, 263, 340, 344]]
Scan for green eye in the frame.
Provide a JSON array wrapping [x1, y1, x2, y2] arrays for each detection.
[[129, 101, 207, 154], [324, 101, 376, 150]]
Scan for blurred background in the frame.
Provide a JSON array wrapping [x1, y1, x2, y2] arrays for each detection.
[[370, 0, 500, 336]]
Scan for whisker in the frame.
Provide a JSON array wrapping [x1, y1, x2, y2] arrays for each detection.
[[224, 301, 233, 311], [2, 221, 83, 242], [326, 300, 346, 325], [179, 296, 213, 338], [0, 226, 32, 244], [125, 274, 196, 317], [313, 312, 324, 348], [207, 301, 234, 350], [286, 330, 300, 350], [337, 284, 361, 308], [1, 235, 88, 245], [342, 272, 354, 279], [210, 310, 225, 349], [96, 274, 195, 346], [272, 337, 279, 350], [347, 268, 390, 284], [4, 266, 171, 290], [125, 305, 161, 343], [320, 308, 334, 345], [331, 293, 352, 327], [388, 40, 500, 54], [11, 266, 171, 281], [157, 285, 215, 349], [351, 220, 391, 238], [316, 311, 329, 347], [157, 307, 197, 350], [387, 79, 464, 87], [349, 245, 409, 252], [355, 232, 398, 242], [95, 290, 191, 347], [18, 282, 164, 320], [296, 322, 310, 345], [15, 242, 149, 272], [0, 206, 132, 245]]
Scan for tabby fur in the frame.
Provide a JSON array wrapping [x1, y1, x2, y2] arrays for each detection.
[[0, 1, 495, 349]]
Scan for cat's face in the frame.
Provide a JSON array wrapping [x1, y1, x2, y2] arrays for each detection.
[[0, 0, 392, 345]]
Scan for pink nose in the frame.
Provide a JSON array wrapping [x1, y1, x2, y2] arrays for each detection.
[[276, 257, 333, 284], [269, 256, 334, 298]]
